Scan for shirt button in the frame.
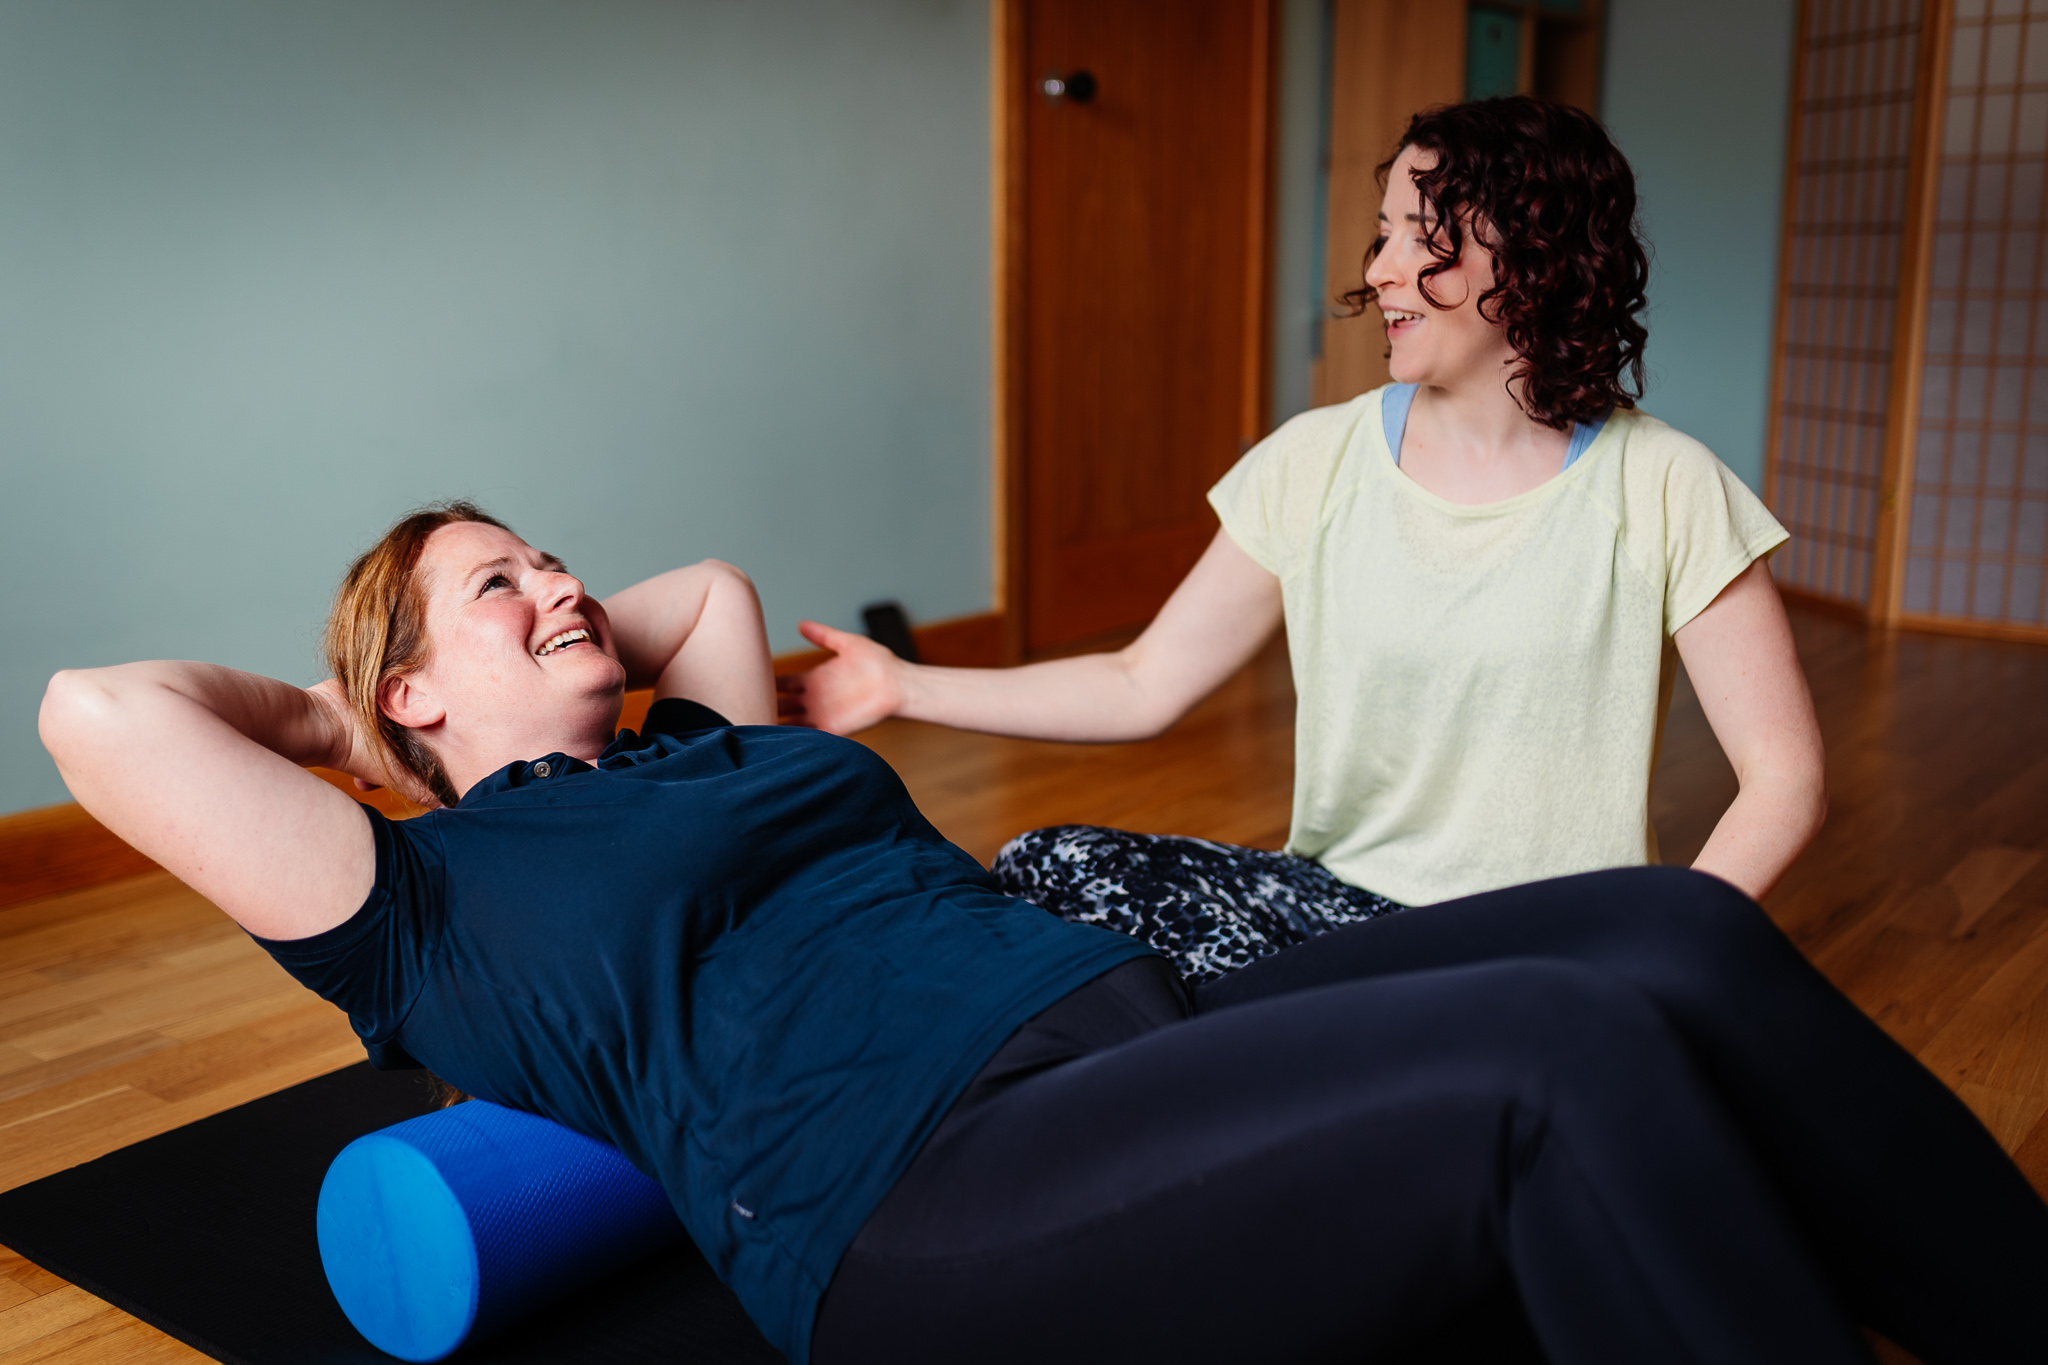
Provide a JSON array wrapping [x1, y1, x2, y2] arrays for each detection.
[[532, 761, 551, 778]]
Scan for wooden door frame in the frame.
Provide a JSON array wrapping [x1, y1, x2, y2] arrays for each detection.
[[1868, 0, 1953, 626], [989, 0, 1277, 665]]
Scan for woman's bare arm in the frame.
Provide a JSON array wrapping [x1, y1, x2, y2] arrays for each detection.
[[602, 560, 775, 726], [780, 529, 1284, 742], [1673, 560, 1828, 901], [39, 663, 384, 940]]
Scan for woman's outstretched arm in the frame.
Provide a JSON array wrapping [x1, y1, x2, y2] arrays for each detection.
[[1672, 560, 1828, 901], [38, 664, 387, 940], [602, 559, 775, 726], [779, 528, 1283, 742]]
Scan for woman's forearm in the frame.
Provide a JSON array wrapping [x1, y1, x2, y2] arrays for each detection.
[[783, 527, 1286, 740], [602, 560, 775, 725], [1690, 767, 1827, 902], [1672, 561, 1827, 904], [40, 662, 379, 937], [894, 649, 1185, 742], [44, 662, 352, 780]]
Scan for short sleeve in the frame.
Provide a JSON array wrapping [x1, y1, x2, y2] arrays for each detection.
[[1659, 440, 1791, 633], [1207, 396, 1374, 582], [253, 804, 447, 1069]]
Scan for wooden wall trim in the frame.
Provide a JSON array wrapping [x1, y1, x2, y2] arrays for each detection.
[[0, 803, 158, 912], [992, 0, 1028, 667], [1869, 0, 1955, 625], [1778, 586, 2048, 645], [1, 611, 1010, 910], [1888, 612, 2048, 647], [1776, 583, 1882, 626]]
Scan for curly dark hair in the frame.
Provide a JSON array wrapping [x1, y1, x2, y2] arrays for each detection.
[[1340, 96, 1650, 429]]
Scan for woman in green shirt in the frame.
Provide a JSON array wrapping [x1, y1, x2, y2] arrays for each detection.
[[782, 96, 1825, 981]]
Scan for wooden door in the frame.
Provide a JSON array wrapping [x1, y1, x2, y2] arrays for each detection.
[[1012, 0, 1273, 655]]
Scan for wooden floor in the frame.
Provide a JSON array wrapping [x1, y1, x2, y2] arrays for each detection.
[[2, 606, 2045, 1362]]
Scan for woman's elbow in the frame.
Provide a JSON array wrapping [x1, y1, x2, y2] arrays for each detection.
[[694, 559, 766, 627], [1107, 651, 1195, 742], [692, 557, 750, 582], [39, 668, 118, 763], [1802, 770, 1829, 843], [694, 558, 758, 596], [1770, 755, 1829, 848], [1127, 692, 1196, 741]]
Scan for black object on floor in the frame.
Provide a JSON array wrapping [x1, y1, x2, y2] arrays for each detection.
[[0, 1063, 783, 1365], [859, 602, 920, 664]]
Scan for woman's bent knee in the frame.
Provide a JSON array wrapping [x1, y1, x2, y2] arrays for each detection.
[[1562, 866, 1788, 976]]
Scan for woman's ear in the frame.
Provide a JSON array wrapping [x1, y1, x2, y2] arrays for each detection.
[[379, 672, 446, 730]]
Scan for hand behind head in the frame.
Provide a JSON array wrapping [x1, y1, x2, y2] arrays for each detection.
[[306, 678, 444, 810]]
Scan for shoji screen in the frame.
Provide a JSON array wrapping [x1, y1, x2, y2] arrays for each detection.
[[1901, 0, 2048, 630], [1768, 0, 2048, 640], [1768, 0, 1926, 609]]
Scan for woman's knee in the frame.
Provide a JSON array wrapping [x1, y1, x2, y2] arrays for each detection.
[[1566, 866, 1789, 978]]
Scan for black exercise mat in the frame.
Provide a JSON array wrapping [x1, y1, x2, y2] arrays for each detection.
[[0, 1063, 783, 1365]]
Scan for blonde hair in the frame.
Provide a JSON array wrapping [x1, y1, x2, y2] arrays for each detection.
[[324, 501, 512, 809]]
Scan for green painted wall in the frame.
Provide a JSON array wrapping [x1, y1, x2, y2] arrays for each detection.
[[2, 0, 997, 814], [1602, 0, 1799, 492], [0, 0, 1333, 817]]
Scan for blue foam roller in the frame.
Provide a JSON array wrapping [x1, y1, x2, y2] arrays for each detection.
[[316, 1101, 685, 1361]]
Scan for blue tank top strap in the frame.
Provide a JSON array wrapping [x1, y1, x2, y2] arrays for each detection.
[[1381, 383, 1419, 464], [1562, 413, 1609, 471], [1384, 382, 1608, 472]]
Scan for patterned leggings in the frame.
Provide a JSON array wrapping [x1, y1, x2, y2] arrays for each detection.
[[991, 825, 1406, 983]]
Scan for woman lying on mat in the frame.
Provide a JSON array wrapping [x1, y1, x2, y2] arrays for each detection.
[[38, 502, 2048, 1364], [780, 96, 1828, 983]]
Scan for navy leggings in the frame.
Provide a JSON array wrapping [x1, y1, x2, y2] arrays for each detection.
[[811, 868, 2048, 1365]]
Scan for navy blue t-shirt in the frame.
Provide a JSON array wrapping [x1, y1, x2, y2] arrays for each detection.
[[258, 707, 1150, 1361]]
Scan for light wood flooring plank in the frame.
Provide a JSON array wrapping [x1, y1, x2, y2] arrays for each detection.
[[0, 1249, 67, 1297], [0, 1287, 114, 1355], [0, 1287, 199, 1365]]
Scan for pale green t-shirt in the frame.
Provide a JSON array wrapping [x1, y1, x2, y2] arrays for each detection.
[[1208, 387, 1789, 907]]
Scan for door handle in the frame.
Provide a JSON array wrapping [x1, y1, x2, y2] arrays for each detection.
[[1040, 69, 1097, 104]]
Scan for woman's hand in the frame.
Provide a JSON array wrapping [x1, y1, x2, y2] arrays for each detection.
[[304, 679, 442, 810], [777, 622, 907, 734]]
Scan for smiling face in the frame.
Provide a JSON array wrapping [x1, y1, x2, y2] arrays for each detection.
[[384, 521, 628, 786], [1364, 145, 1520, 393]]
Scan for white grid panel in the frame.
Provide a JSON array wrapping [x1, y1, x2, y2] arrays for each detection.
[[1771, 0, 1924, 606], [1902, 0, 2048, 626]]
